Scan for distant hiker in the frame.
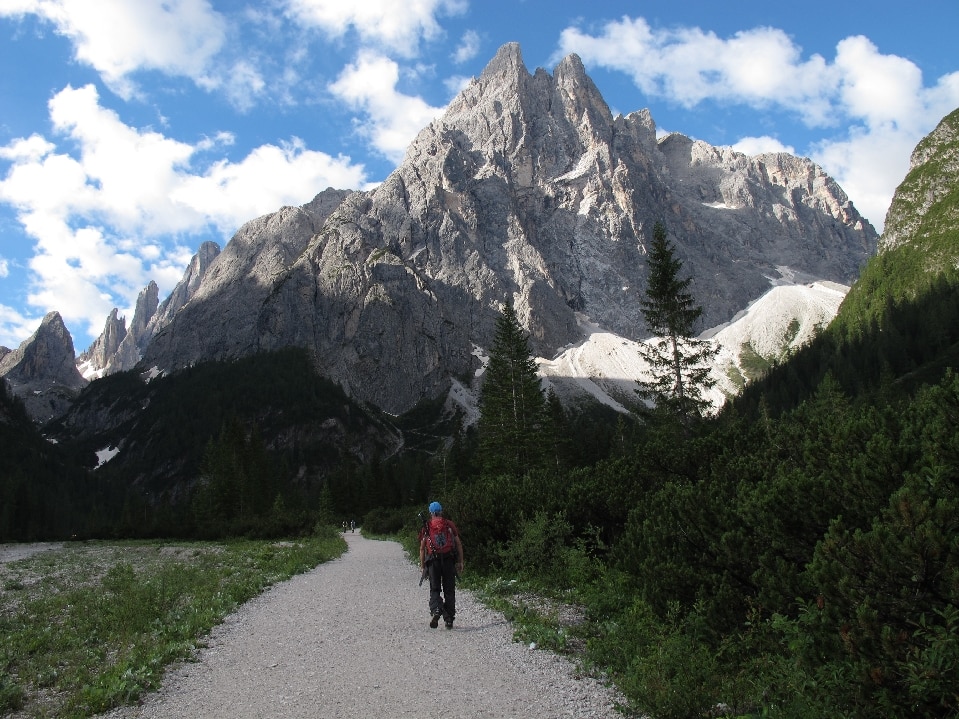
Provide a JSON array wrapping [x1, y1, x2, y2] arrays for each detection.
[[342, 521, 347, 532], [350, 519, 355, 533], [419, 501, 464, 629]]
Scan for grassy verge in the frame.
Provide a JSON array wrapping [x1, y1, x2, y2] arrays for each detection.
[[0, 528, 346, 719]]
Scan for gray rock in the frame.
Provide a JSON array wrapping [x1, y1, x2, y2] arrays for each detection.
[[81, 243, 221, 379], [136, 43, 877, 415], [0, 311, 87, 422], [79, 308, 127, 377], [880, 107, 959, 252]]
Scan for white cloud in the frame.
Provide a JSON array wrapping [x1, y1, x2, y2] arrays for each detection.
[[557, 18, 836, 124], [444, 74, 473, 96], [453, 29, 480, 64], [731, 136, 796, 157], [329, 51, 446, 162], [0, 258, 8, 277], [0, 303, 39, 350], [171, 138, 366, 222], [284, 0, 466, 57], [0, 83, 368, 344], [0, 0, 228, 98], [557, 16, 959, 231]]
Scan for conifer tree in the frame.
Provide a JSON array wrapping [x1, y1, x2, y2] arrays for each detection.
[[477, 301, 548, 476], [637, 221, 718, 418]]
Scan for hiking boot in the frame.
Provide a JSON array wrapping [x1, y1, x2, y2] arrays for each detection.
[[445, 620, 453, 630], [430, 613, 441, 629]]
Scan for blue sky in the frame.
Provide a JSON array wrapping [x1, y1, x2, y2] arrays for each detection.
[[1, 0, 958, 350]]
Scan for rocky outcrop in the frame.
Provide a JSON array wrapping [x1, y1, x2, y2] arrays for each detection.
[[135, 43, 876, 415], [880, 107, 959, 253], [78, 308, 127, 379], [111, 281, 159, 373], [0, 312, 87, 422], [80, 242, 222, 379], [146, 241, 221, 337]]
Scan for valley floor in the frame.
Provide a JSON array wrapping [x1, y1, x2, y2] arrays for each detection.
[[94, 533, 624, 719]]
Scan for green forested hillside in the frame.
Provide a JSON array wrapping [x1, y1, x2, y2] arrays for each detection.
[[0, 381, 106, 540]]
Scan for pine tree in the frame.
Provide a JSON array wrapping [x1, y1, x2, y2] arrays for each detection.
[[477, 301, 548, 477], [637, 221, 718, 419]]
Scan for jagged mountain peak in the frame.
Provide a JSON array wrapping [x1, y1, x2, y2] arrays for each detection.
[[480, 41, 525, 79], [0, 311, 86, 422], [132, 43, 876, 415]]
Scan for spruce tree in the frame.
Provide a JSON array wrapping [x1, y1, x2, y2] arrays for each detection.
[[477, 301, 548, 477], [637, 221, 718, 418]]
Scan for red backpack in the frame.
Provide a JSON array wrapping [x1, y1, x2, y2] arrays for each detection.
[[426, 517, 457, 558]]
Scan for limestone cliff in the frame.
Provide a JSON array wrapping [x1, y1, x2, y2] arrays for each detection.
[[133, 43, 876, 414], [0, 312, 87, 422]]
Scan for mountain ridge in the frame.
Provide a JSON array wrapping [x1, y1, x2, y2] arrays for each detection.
[[4, 42, 877, 419]]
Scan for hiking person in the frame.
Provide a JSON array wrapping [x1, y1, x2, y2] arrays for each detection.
[[419, 501, 464, 629]]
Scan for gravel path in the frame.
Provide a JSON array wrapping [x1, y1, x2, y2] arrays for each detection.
[[97, 532, 625, 719]]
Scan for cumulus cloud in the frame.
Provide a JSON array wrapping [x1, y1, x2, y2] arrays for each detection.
[[0, 0, 228, 98], [284, 0, 466, 57], [453, 29, 481, 64], [329, 51, 447, 162], [557, 18, 836, 124], [0, 302, 38, 350], [0, 83, 368, 343], [557, 16, 959, 230]]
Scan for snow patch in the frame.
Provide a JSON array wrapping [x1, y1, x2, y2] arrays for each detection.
[[472, 344, 489, 378], [447, 378, 480, 425], [535, 279, 848, 414], [553, 151, 595, 183], [95, 446, 120, 468]]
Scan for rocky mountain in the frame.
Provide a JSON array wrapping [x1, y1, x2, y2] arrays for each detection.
[[78, 308, 127, 379], [831, 106, 959, 338], [879, 107, 959, 253], [131, 43, 875, 415], [78, 241, 222, 379], [4, 43, 877, 422], [0, 311, 87, 422]]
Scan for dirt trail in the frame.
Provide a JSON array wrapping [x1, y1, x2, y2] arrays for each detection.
[[98, 532, 623, 718]]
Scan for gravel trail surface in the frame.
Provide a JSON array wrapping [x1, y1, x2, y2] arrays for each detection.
[[98, 532, 624, 718]]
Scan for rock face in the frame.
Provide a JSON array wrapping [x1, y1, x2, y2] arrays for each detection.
[[80, 242, 221, 378], [138, 43, 875, 414], [79, 308, 127, 378], [0, 311, 87, 422], [880, 107, 959, 253], [145, 240, 221, 338]]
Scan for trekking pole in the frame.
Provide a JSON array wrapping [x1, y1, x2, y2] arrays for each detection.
[[417, 511, 429, 586]]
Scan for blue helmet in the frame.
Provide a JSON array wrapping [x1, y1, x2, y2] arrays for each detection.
[[428, 501, 442, 513]]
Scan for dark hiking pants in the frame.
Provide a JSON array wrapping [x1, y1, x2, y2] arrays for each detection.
[[427, 554, 456, 621]]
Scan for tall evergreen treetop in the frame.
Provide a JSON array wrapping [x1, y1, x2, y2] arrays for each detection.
[[637, 221, 718, 418], [477, 301, 548, 477]]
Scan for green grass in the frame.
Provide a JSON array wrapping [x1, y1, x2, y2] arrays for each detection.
[[0, 530, 346, 718]]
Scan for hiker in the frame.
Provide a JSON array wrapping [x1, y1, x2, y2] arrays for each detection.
[[419, 501, 464, 629]]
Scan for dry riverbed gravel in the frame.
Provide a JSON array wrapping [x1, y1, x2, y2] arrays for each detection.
[[74, 532, 626, 718]]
